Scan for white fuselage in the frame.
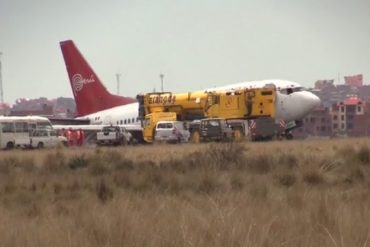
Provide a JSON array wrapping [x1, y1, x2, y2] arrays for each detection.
[[78, 80, 320, 126], [77, 102, 140, 125]]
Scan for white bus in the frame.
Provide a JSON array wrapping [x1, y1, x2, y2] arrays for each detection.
[[0, 116, 53, 149]]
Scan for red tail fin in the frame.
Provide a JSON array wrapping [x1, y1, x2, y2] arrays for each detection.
[[60, 40, 135, 116]]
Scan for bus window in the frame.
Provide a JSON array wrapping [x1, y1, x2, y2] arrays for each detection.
[[15, 122, 28, 133], [29, 123, 37, 130], [2, 122, 14, 133]]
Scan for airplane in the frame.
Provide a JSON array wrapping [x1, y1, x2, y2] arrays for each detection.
[[58, 40, 320, 138]]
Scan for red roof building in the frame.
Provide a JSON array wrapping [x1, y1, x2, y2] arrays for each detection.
[[331, 96, 369, 137]]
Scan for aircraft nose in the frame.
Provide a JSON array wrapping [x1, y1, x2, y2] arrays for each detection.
[[308, 92, 321, 109], [302, 91, 321, 112], [275, 90, 321, 122]]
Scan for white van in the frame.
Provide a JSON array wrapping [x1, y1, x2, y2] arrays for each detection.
[[154, 121, 190, 143], [30, 129, 67, 148]]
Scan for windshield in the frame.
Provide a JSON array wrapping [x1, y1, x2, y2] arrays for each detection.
[[102, 126, 118, 132], [38, 121, 53, 130], [143, 117, 151, 127]]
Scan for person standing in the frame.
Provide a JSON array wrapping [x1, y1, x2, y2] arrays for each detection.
[[77, 128, 85, 146], [67, 128, 73, 147]]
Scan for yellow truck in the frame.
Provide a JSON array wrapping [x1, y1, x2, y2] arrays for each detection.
[[137, 87, 276, 143]]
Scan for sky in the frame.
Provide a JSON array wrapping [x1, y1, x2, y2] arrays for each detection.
[[1, 0, 370, 104]]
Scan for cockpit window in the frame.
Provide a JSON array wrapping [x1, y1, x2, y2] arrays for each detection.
[[280, 88, 288, 94], [279, 87, 305, 95], [293, 87, 305, 92]]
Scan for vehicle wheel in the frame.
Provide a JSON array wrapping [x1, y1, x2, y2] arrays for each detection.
[[286, 133, 293, 140], [37, 142, 44, 149], [129, 138, 136, 145], [233, 129, 243, 142], [6, 142, 14, 150], [191, 130, 200, 143]]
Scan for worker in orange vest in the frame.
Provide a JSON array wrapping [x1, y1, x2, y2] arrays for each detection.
[[66, 128, 73, 147], [77, 128, 84, 146]]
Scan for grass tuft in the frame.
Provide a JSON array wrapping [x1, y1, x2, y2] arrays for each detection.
[[277, 173, 297, 187], [68, 154, 89, 170], [303, 170, 324, 185], [357, 145, 370, 165], [96, 179, 113, 203]]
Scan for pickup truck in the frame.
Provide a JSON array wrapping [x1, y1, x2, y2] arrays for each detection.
[[96, 126, 132, 146]]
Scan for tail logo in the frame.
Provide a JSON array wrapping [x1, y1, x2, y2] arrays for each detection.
[[72, 74, 95, 95]]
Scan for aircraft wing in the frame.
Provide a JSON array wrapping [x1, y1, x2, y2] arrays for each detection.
[[53, 124, 104, 131]]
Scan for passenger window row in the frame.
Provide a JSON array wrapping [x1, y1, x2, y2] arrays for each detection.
[[93, 116, 141, 125], [116, 117, 141, 125]]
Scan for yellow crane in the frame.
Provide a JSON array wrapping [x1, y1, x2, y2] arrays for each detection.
[[136, 87, 276, 143]]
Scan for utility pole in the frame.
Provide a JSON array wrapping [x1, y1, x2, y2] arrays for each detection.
[[0, 52, 3, 103], [116, 73, 121, 95], [160, 74, 164, 92]]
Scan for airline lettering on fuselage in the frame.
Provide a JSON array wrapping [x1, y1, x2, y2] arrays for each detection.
[[149, 95, 176, 104], [72, 74, 95, 95]]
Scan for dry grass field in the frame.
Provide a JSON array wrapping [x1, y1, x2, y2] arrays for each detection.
[[1, 138, 370, 246]]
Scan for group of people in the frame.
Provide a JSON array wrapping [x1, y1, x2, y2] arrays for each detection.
[[61, 128, 85, 147]]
